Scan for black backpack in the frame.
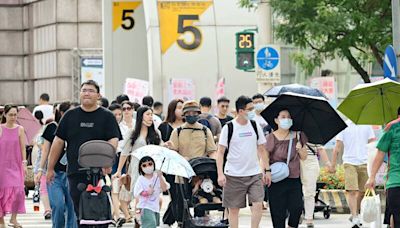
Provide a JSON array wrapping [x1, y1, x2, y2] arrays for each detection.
[[198, 114, 213, 130], [223, 120, 259, 168]]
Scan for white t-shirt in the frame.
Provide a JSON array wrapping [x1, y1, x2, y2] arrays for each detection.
[[117, 121, 135, 153], [336, 120, 375, 165], [134, 173, 169, 213], [219, 119, 266, 177], [254, 115, 268, 130], [153, 115, 162, 129], [32, 104, 53, 122]]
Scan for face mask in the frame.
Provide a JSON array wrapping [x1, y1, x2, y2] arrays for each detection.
[[143, 166, 154, 175], [185, 115, 199, 124], [279, 118, 293, 130], [246, 110, 256, 120], [254, 103, 266, 111]]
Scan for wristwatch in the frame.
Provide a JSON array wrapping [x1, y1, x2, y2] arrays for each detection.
[[264, 168, 271, 173]]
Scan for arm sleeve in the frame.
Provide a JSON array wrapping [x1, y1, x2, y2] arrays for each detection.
[[376, 130, 392, 153], [55, 113, 69, 140], [218, 125, 228, 147], [133, 177, 145, 198], [256, 122, 267, 145], [265, 134, 275, 153], [158, 123, 167, 142], [368, 126, 376, 140], [205, 128, 217, 153], [42, 123, 57, 142], [336, 131, 343, 141], [105, 111, 122, 140], [214, 117, 222, 135]]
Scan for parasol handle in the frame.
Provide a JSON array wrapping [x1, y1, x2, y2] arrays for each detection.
[[152, 157, 166, 188]]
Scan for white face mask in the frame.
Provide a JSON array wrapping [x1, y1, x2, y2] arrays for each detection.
[[279, 118, 293, 130], [254, 103, 266, 111], [143, 166, 154, 175], [246, 110, 256, 120]]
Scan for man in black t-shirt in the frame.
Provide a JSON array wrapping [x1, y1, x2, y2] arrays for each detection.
[[216, 96, 234, 127], [46, 80, 121, 227]]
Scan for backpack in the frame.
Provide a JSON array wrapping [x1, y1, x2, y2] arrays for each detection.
[[177, 126, 208, 142], [198, 114, 213, 130], [177, 126, 209, 155], [223, 120, 259, 168]]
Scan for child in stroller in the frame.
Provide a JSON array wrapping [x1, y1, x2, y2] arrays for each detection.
[[180, 157, 229, 228], [77, 140, 115, 227]]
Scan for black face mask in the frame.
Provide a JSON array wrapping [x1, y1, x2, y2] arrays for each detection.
[[185, 115, 199, 124]]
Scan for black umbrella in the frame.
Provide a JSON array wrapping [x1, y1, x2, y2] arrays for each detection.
[[261, 92, 347, 145], [264, 83, 328, 99]]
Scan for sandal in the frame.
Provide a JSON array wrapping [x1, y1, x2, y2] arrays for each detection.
[[116, 218, 126, 227], [44, 210, 52, 220]]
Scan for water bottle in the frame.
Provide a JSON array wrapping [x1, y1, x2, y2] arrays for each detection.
[[33, 184, 40, 212]]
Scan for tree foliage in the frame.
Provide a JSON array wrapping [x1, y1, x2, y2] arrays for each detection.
[[239, 0, 392, 82]]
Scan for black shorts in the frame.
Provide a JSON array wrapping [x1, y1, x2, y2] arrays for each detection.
[[384, 187, 400, 227]]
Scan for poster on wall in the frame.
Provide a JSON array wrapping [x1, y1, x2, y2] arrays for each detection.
[[169, 78, 195, 101], [309, 76, 338, 149], [124, 78, 149, 104], [309, 76, 338, 108], [81, 58, 105, 95], [215, 77, 225, 99]]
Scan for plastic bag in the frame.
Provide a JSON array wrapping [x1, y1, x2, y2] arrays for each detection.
[[361, 188, 380, 224]]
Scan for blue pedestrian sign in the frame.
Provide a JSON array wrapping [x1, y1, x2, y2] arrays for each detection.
[[383, 45, 398, 80], [257, 46, 280, 71]]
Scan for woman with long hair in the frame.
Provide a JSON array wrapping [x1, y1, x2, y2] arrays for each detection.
[[113, 106, 162, 224], [0, 105, 27, 228], [158, 99, 184, 142], [34, 101, 77, 228]]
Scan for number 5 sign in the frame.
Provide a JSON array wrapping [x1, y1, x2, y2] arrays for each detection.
[[113, 1, 141, 31], [158, 1, 213, 54]]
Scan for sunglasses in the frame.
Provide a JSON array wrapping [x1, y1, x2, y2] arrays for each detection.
[[141, 162, 153, 168], [122, 107, 132, 111]]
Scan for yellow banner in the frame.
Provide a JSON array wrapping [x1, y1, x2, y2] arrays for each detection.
[[113, 1, 141, 32], [158, 1, 213, 54]]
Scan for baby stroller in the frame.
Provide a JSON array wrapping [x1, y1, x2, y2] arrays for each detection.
[[77, 140, 115, 227], [314, 182, 331, 219], [180, 157, 229, 228]]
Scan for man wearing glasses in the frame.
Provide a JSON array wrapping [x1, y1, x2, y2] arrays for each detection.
[[217, 96, 271, 228], [46, 80, 122, 227]]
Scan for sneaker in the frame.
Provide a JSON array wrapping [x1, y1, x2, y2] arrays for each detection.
[[349, 215, 363, 227], [44, 210, 51, 220]]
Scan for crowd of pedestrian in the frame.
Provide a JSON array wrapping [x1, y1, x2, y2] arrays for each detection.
[[0, 79, 399, 228]]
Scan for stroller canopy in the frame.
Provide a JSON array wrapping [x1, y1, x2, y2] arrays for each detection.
[[78, 140, 115, 168], [189, 157, 217, 176]]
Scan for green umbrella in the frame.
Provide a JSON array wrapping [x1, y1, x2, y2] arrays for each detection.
[[337, 78, 400, 125]]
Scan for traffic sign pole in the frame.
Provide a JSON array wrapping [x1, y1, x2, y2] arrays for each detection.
[[256, 1, 275, 95]]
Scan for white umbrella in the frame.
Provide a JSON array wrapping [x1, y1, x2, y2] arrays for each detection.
[[132, 145, 195, 179]]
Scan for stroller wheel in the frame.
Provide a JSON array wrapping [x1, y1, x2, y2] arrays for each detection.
[[323, 210, 330, 219]]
